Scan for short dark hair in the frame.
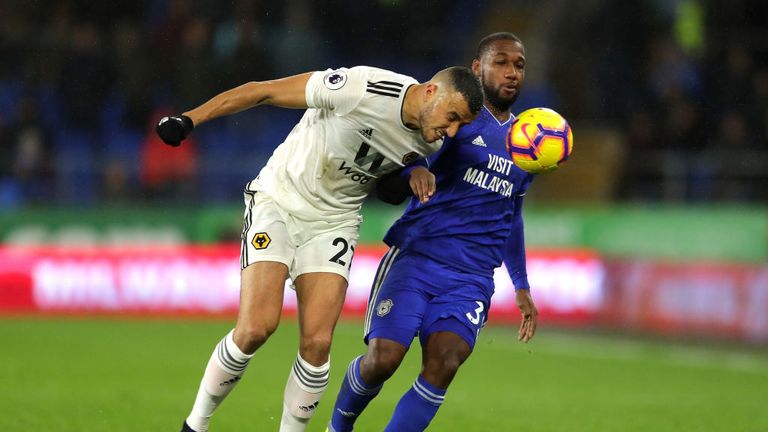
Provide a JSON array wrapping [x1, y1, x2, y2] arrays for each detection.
[[445, 66, 484, 115], [476, 32, 523, 59]]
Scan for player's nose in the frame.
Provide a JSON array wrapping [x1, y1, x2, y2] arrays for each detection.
[[446, 123, 460, 138], [506, 65, 521, 81]]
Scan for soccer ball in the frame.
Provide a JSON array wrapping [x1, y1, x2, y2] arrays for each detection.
[[506, 108, 573, 174]]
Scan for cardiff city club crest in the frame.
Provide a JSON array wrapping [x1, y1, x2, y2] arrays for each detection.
[[376, 299, 394, 317]]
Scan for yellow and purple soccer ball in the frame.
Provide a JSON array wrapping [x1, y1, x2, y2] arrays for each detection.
[[506, 108, 573, 174]]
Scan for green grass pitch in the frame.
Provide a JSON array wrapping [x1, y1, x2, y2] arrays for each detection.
[[1, 317, 767, 431]]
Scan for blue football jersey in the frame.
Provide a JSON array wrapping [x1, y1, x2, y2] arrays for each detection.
[[383, 107, 534, 288]]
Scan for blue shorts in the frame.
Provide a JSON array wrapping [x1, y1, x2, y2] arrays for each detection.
[[363, 247, 494, 350]]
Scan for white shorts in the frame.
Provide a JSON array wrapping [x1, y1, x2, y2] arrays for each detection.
[[240, 191, 359, 282]]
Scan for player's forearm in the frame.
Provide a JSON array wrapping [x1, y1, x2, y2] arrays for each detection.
[[504, 213, 530, 290], [184, 73, 313, 126], [183, 82, 261, 125]]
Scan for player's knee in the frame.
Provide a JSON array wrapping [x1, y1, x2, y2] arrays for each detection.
[[234, 324, 276, 354], [364, 347, 404, 381], [424, 354, 462, 383], [299, 334, 333, 362]]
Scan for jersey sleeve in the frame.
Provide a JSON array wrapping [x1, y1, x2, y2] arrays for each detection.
[[305, 67, 367, 115], [400, 157, 429, 178], [503, 177, 533, 290], [376, 167, 411, 205]]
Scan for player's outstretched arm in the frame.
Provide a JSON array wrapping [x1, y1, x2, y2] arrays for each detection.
[[184, 73, 313, 125], [156, 72, 313, 146], [515, 289, 538, 342]]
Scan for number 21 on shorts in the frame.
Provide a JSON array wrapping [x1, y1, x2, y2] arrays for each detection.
[[328, 237, 355, 269]]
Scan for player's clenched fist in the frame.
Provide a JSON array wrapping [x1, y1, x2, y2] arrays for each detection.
[[156, 115, 194, 146]]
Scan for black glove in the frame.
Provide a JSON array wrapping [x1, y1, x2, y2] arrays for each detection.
[[156, 115, 194, 147]]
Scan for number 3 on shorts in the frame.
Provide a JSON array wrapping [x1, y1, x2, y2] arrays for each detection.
[[329, 237, 355, 268], [466, 301, 485, 325]]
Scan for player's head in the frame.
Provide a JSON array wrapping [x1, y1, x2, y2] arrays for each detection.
[[416, 66, 483, 143], [472, 32, 526, 112]]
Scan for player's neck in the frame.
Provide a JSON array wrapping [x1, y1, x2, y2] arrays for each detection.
[[485, 103, 511, 123], [401, 84, 423, 130]]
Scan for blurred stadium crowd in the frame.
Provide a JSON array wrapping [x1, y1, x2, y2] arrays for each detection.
[[0, 0, 766, 207]]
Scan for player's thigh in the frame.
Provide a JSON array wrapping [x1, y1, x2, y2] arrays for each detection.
[[293, 272, 347, 363], [291, 226, 358, 334], [364, 249, 431, 349], [237, 192, 294, 333], [294, 271, 348, 338], [236, 261, 289, 335]]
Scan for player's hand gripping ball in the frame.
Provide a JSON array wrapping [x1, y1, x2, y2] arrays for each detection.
[[506, 108, 573, 174], [156, 115, 194, 147]]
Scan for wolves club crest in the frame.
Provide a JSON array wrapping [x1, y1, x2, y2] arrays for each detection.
[[251, 232, 271, 249], [402, 152, 418, 165]]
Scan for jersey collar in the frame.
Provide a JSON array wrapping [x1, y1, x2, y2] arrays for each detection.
[[482, 105, 513, 126]]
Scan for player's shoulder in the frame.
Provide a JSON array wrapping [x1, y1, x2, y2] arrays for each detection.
[[351, 66, 417, 84], [319, 66, 416, 97], [351, 66, 418, 97]]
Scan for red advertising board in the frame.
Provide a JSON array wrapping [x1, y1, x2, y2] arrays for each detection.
[[4, 245, 766, 341], [0, 245, 605, 323], [605, 260, 768, 342]]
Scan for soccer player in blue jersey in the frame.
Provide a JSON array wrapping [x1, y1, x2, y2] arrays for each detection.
[[326, 32, 538, 432]]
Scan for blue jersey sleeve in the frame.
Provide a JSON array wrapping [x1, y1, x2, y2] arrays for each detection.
[[400, 158, 427, 178], [503, 191, 530, 290]]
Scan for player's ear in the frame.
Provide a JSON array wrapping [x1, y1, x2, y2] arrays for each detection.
[[423, 82, 438, 102], [471, 59, 481, 77]]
